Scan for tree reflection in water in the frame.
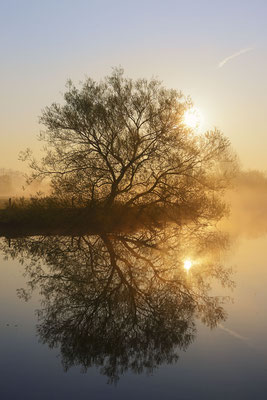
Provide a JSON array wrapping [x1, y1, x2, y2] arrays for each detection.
[[0, 226, 234, 383]]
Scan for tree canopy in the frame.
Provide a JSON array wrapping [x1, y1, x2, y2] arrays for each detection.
[[25, 68, 236, 225]]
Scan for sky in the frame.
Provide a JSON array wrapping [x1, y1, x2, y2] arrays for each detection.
[[0, 0, 267, 172]]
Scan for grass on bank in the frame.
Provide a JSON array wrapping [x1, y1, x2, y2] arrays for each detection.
[[0, 196, 177, 235]]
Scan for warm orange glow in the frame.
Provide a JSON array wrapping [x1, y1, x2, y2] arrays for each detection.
[[183, 107, 203, 130]]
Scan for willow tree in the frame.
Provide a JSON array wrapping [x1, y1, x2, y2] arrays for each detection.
[[25, 68, 236, 224]]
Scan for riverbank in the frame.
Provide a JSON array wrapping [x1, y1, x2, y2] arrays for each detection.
[[0, 198, 175, 237]]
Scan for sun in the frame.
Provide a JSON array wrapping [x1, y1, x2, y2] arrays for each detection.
[[184, 259, 192, 271], [183, 107, 204, 130]]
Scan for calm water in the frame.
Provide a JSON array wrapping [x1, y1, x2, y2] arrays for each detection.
[[0, 234, 267, 400]]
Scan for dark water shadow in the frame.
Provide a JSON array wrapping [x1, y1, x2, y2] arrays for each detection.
[[0, 225, 234, 383]]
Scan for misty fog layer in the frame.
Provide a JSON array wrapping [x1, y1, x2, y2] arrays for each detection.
[[0, 169, 50, 198], [1, 168, 267, 239], [222, 170, 267, 238]]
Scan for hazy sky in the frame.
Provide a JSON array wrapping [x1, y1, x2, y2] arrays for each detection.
[[1, 0, 267, 172]]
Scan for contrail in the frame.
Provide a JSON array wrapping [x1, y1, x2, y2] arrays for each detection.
[[218, 323, 248, 342], [218, 47, 252, 68]]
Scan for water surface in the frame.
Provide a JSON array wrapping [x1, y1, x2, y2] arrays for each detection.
[[0, 234, 266, 399]]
